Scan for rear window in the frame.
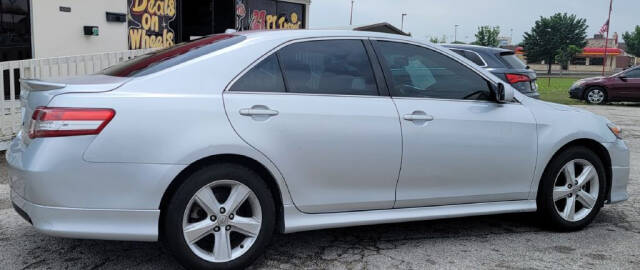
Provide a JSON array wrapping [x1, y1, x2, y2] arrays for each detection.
[[499, 52, 527, 69], [100, 34, 246, 77]]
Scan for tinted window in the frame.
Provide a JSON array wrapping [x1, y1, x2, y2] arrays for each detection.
[[449, 49, 485, 66], [230, 54, 285, 92], [375, 41, 491, 100], [623, 68, 640, 78], [278, 40, 378, 96], [499, 53, 527, 69], [101, 34, 245, 77], [463, 51, 486, 66]]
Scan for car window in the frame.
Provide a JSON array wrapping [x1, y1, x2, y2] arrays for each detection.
[[374, 41, 491, 100], [499, 52, 527, 69], [463, 51, 486, 66], [230, 54, 285, 92], [623, 68, 640, 78], [101, 34, 245, 77], [449, 49, 485, 66], [277, 40, 378, 96]]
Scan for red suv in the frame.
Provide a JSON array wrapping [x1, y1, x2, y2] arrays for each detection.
[[569, 66, 640, 104]]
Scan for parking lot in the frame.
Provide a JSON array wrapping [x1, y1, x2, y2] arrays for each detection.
[[1, 104, 639, 270]]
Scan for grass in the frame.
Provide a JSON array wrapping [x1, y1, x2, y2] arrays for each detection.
[[536, 77, 584, 105]]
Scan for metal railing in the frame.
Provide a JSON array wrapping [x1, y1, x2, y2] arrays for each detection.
[[0, 49, 154, 150]]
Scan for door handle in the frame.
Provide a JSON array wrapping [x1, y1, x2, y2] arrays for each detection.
[[403, 113, 433, 121], [239, 108, 279, 116]]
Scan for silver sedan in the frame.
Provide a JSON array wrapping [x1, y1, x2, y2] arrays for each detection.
[[7, 30, 630, 270]]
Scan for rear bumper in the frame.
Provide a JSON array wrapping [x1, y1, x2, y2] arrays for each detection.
[[6, 132, 185, 241], [603, 140, 630, 204], [11, 188, 159, 241]]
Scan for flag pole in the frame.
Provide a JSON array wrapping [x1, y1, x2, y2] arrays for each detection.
[[602, 0, 613, 76]]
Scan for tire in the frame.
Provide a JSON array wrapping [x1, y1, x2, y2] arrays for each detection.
[[537, 146, 606, 231], [162, 163, 276, 270], [584, 87, 607, 105]]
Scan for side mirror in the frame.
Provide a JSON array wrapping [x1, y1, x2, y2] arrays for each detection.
[[494, 82, 514, 103]]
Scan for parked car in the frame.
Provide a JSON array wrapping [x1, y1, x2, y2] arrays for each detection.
[[8, 30, 629, 270], [443, 44, 540, 99], [569, 66, 640, 104]]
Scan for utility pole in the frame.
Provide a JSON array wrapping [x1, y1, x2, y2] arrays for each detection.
[[350, 0, 354, 25], [454, 24, 460, 42], [401, 13, 407, 31], [602, 0, 613, 76]]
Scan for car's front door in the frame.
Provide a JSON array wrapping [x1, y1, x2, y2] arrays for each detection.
[[223, 39, 402, 213], [615, 68, 640, 100], [372, 40, 538, 208]]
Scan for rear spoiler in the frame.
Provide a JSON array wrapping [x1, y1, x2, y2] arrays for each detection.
[[20, 79, 66, 91]]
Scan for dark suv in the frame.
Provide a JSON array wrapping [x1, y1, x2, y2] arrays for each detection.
[[569, 66, 640, 104], [443, 44, 539, 99]]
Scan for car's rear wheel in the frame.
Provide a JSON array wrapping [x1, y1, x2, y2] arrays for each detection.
[[537, 147, 606, 231], [163, 164, 275, 270], [585, 87, 607, 104]]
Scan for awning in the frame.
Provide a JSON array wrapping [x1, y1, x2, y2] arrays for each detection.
[[581, 47, 623, 56]]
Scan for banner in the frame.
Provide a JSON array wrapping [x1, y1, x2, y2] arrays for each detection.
[[128, 0, 177, 50], [235, 0, 304, 31]]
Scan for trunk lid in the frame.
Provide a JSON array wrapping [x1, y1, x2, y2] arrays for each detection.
[[19, 75, 128, 144]]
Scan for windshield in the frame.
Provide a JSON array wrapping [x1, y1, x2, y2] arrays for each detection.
[[499, 52, 527, 69], [100, 34, 246, 77]]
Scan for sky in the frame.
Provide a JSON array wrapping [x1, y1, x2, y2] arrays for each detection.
[[309, 0, 639, 44]]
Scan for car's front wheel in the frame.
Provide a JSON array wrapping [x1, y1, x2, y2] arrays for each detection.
[[585, 87, 607, 105], [163, 164, 275, 270], [537, 147, 606, 231]]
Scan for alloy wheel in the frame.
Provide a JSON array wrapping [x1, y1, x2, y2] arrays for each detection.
[[587, 89, 605, 104], [552, 159, 599, 222], [182, 180, 262, 263]]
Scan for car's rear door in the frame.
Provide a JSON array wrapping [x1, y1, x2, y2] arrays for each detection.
[[223, 38, 402, 213], [372, 40, 538, 208], [617, 68, 640, 100]]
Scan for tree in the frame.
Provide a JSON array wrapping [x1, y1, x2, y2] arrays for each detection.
[[622, 25, 640, 58], [555, 45, 582, 72], [428, 35, 447, 44], [473, 26, 500, 47], [522, 13, 587, 74]]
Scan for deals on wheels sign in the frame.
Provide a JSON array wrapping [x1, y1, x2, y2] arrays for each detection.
[[128, 0, 177, 50]]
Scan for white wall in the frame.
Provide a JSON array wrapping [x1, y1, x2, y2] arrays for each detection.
[[31, 0, 128, 58]]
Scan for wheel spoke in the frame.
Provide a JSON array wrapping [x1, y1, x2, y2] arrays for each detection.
[[225, 184, 251, 213], [230, 217, 261, 237], [553, 186, 572, 202], [184, 220, 215, 244], [576, 165, 596, 187], [563, 161, 576, 183], [195, 188, 222, 215], [577, 190, 597, 209], [213, 230, 232, 261], [562, 196, 576, 220]]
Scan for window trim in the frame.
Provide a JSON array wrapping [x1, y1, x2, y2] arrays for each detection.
[[369, 38, 502, 103], [225, 36, 387, 98]]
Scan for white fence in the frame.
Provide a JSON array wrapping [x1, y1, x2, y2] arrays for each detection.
[[0, 49, 154, 150]]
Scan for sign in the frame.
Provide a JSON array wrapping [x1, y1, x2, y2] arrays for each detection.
[[235, 0, 304, 31], [127, 0, 177, 50]]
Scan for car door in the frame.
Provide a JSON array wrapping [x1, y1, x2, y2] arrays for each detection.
[[616, 68, 640, 100], [372, 40, 538, 208], [223, 38, 402, 213]]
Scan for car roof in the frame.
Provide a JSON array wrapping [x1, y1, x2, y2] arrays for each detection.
[[441, 44, 513, 54]]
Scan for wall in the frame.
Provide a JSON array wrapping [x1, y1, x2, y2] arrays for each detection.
[[31, 0, 128, 58]]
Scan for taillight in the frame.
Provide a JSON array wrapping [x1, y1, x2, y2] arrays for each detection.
[[29, 107, 115, 139], [505, 73, 531, 84]]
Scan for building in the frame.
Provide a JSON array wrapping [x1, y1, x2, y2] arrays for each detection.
[[520, 33, 636, 73], [0, 0, 310, 61], [497, 36, 512, 47]]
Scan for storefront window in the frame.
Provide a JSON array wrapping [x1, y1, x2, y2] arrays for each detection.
[[0, 0, 31, 61], [590, 57, 604, 66], [571, 57, 586, 65]]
